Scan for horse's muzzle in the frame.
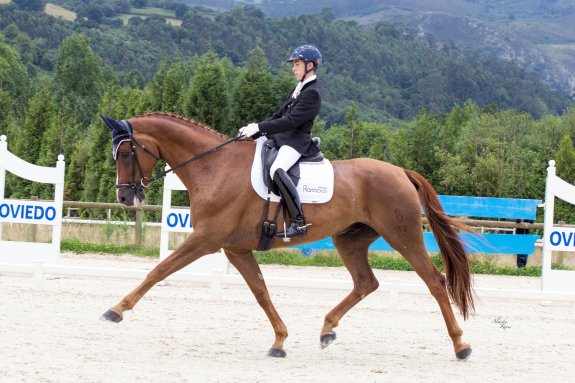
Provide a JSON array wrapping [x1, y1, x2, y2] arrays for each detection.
[[116, 185, 145, 206]]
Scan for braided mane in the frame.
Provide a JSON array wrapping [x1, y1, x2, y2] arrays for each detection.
[[135, 111, 228, 139]]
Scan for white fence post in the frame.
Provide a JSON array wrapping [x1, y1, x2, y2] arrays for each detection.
[[0, 136, 5, 241], [0, 135, 65, 264], [541, 160, 575, 292]]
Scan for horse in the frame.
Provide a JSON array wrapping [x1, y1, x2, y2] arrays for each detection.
[[100, 112, 475, 360]]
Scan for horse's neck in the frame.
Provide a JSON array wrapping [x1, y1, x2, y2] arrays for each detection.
[[144, 118, 224, 168]]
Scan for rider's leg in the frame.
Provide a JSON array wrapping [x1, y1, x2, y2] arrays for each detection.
[[269, 146, 307, 238]]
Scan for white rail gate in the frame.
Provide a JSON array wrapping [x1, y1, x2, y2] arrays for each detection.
[[159, 167, 228, 273], [0, 135, 65, 264], [542, 160, 575, 292]]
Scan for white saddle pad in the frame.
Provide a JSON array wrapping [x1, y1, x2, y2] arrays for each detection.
[[250, 137, 334, 204]]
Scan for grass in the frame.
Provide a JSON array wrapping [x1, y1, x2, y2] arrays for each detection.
[[61, 239, 159, 258], [128, 6, 176, 17], [44, 3, 76, 21], [59, 240, 568, 277], [255, 249, 547, 277]]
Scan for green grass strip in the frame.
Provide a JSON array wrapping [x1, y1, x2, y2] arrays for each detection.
[[254, 249, 547, 277], [61, 241, 570, 276], [61, 239, 159, 258]]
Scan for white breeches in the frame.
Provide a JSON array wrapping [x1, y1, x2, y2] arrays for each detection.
[[270, 145, 301, 179]]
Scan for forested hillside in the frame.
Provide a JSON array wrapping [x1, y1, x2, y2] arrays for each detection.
[[251, 0, 575, 95], [1, 1, 572, 122], [2, 0, 575, 221]]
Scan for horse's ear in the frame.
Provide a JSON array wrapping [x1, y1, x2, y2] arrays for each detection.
[[100, 114, 129, 135], [101, 114, 117, 132]]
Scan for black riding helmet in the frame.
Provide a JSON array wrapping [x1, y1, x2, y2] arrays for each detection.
[[287, 45, 322, 74]]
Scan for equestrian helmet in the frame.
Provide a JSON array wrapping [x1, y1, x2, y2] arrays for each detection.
[[287, 45, 322, 68]]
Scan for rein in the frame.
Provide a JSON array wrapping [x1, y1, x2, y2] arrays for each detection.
[[143, 135, 243, 186], [117, 120, 243, 193]]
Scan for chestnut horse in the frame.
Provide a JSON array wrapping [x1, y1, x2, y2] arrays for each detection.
[[100, 112, 474, 360]]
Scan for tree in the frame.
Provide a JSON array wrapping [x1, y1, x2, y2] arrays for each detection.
[[181, 51, 229, 133], [10, 85, 57, 198], [173, 3, 189, 18], [131, 0, 148, 7], [230, 46, 276, 128], [12, 0, 45, 12], [317, 119, 392, 161], [162, 59, 190, 114], [556, 133, 575, 184], [53, 34, 104, 126], [0, 36, 33, 121], [344, 102, 359, 158]]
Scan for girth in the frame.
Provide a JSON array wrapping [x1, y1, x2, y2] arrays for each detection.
[[261, 138, 324, 195]]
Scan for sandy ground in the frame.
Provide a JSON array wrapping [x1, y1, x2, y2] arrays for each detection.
[[0, 253, 574, 383]]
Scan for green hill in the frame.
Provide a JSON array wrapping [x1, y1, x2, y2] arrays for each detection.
[[239, 0, 575, 95], [1, 1, 572, 124]]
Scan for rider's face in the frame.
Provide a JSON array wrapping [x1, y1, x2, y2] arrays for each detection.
[[292, 60, 313, 81]]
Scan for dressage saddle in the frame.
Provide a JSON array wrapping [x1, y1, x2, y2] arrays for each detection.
[[260, 137, 324, 195]]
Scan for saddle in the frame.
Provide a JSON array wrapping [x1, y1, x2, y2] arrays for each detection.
[[261, 138, 324, 195]]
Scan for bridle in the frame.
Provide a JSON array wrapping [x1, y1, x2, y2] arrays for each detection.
[[115, 120, 243, 198], [115, 131, 159, 201]]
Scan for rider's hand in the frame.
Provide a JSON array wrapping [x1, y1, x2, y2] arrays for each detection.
[[238, 123, 260, 138]]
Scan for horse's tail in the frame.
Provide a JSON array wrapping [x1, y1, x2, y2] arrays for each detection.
[[404, 169, 475, 319]]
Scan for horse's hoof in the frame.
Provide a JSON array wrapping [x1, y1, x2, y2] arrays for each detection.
[[268, 348, 286, 358], [320, 331, 337, 348], [100, 309, 123, 323], [455, 347, 472, 360]]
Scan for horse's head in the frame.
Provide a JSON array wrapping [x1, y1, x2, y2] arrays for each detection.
[[101, 115, 160, 206]]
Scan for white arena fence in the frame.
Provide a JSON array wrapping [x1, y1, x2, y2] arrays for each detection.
[[0, 135, 65, 264], [542, 160, 575, 293]]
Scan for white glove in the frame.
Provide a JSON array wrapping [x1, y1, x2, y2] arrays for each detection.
[[238, 123, 260, 138]]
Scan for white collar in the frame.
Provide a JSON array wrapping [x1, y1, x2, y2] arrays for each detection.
[[292, 75, 317, 98]]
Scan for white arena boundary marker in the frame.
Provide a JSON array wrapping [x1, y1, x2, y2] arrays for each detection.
[[159, 167, 229, 274], [542, 160, 575, 293], [0, 135, 65, 264]]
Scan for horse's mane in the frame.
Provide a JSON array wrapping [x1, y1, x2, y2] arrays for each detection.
[[134, 111, 229, 139]]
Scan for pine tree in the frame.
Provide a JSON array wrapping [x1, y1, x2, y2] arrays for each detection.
[[146, 58, 169, 111], [162, 59, 189, 114], [12, 0, 45, 11], [556, 133, 575, 184], [10, 85, 57, 198], [230, 46, 276, 129], [53, 34, 104, 126], [0, 37, 32, 121], [181, 51, 229, 134]]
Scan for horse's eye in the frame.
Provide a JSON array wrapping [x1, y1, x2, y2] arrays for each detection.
[[118, 151, 131, 159]]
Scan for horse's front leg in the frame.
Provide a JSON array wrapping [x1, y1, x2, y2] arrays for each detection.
[[101, 232, 221, 322], [224, 248, 289, 358]]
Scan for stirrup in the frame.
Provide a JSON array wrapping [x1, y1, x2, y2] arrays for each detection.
[[276, 222, 311, 242]]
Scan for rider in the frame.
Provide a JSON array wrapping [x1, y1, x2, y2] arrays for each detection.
[[239, 44, 322, 238]]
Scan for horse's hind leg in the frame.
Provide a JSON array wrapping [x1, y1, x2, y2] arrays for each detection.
[[320, 224, 380, 348], [223, 248, 289, 358], [384, 232, 472, 359]]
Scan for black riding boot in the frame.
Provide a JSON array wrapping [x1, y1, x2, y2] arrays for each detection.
[[273, 169, 308, 238]]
